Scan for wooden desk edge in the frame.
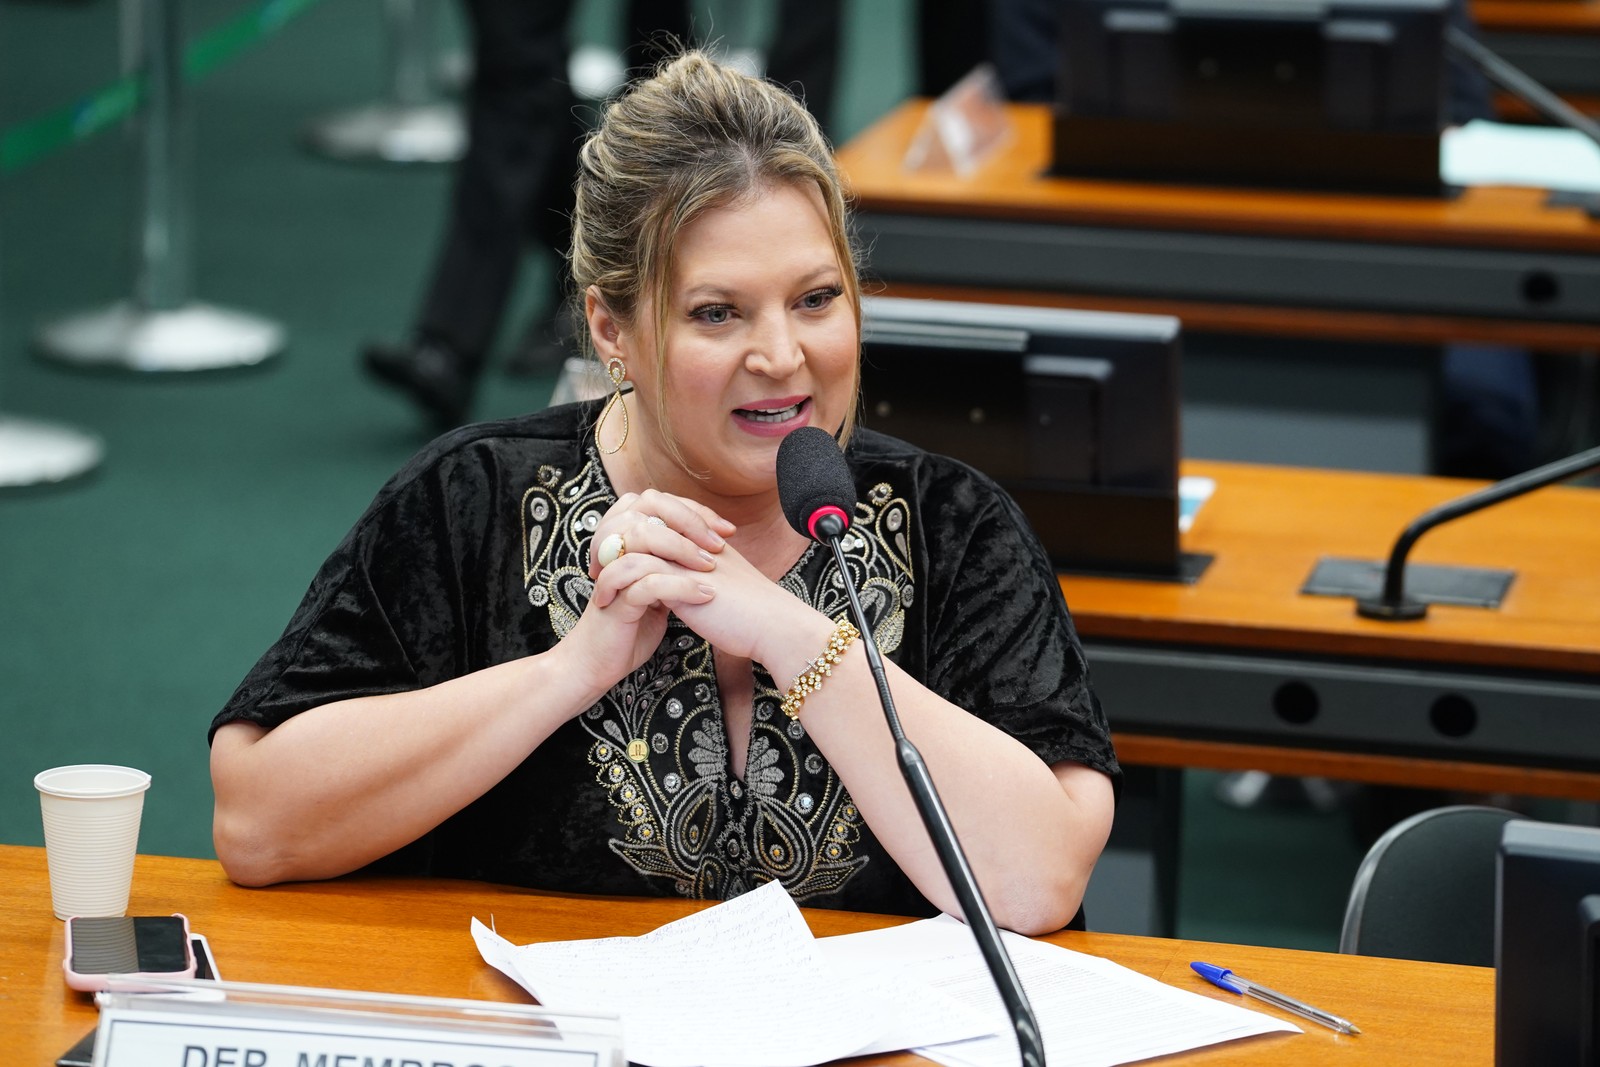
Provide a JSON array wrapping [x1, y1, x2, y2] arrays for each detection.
[[4, 846, 1494, 1066], [1475, 0, 1600, 34], [873, 279, 1600, 350], [1114, 732, 1600, 800], [1050, 459, 1600, 676], [836, 100, 1600, 256]]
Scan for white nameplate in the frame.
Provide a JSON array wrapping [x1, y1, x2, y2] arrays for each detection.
[[94, 980, 623, 1067]]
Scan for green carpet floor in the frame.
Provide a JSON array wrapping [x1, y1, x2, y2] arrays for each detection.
[[3, 0, 1375, 951]]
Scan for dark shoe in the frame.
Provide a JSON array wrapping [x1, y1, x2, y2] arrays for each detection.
[[362, 340, 475, 429]]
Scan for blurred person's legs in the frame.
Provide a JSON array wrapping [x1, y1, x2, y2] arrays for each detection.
[[504, 1, 695, 377], [989, 0, 1061, 102], [1433, 344, 1540, 480], [766, 0, 989, 117], [366, 0, 578, 428], [917, 0, 988, 96], [765, 0, 843, 134]]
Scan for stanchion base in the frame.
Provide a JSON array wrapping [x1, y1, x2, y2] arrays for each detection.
[[1214, 771, 1351, 813], [0, 414, 104, 487], [302, 103, 465, 164], [36, 302, 285, 372]]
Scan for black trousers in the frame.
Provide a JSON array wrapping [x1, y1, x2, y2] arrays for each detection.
[[414, 0, 692, 365], [765, 0, 992, 137]]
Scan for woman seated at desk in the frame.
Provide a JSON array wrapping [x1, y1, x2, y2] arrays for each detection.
[[207, 52, 1118, 936]]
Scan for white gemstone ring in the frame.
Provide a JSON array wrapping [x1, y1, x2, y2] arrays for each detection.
[[646, 515, 666, 527], [596, 532, 627, 568]]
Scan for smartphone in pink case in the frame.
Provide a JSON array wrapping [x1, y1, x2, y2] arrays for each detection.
[[63, 914, 195, 992]]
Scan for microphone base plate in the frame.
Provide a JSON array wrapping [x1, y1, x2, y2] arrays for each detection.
[[1303, 556, 1514, 610]]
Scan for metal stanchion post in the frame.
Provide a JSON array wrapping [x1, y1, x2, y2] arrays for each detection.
[[35, 0, 285, 372], [1, 203, 106, 486], [302, 0, 465, 164], [1214, 771, 1349, 813]]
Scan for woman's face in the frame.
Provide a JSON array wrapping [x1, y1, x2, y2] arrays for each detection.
[[617, 181, 858, 501]]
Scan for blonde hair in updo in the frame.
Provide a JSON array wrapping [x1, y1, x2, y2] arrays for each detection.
[[570, 49, 862, 472]]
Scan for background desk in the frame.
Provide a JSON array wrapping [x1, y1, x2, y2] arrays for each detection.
[[1076, 460, 1600, 798], [0, 846, 1492, 1066], [1475, 0, 1600, 110], [836, 101, 1600, 352]]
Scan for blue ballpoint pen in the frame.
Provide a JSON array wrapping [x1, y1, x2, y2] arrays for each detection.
[[1191, 961, 1362, 1035]]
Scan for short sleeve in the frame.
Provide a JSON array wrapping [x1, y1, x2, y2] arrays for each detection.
[[208, 446, 479, 741], [921, 472, 1120, 790]]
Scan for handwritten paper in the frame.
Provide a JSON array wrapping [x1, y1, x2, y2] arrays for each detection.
[[473, 884, 1300, 1067], [822, 915, 1298, 1067], [471, 880, 991, 1067]]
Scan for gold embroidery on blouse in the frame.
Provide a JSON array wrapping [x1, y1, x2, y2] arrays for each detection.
[[521, 456, 916, 901]]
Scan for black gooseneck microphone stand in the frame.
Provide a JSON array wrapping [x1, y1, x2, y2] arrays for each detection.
[[811, 507, 1046, 1067], [1444, 25, 1600, 217], [1356, 38, 1600, 618], [1356, 444, 1600, 620], [1445, 26, 1600, 151]]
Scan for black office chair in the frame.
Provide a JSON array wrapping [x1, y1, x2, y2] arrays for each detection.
[[1339, 804, 1520, 967]]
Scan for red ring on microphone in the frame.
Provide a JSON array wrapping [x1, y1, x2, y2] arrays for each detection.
[[807, 505, 851, 541]]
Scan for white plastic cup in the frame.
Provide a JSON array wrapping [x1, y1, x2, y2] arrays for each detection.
[[34, 764, 151, 920]]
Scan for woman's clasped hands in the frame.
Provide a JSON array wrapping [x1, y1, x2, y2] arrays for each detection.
[[565, 490, 718, 679], [573, 488, 816, 683]]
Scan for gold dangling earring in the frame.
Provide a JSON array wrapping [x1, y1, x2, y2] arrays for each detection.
[[596, 357, 629, 455]]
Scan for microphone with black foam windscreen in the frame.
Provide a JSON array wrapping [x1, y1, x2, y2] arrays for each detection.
[[777, 426, 855, 542], [775, 426, 1046, 1067]]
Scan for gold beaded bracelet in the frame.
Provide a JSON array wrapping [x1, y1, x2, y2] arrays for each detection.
[[781, 618, 861, 720]]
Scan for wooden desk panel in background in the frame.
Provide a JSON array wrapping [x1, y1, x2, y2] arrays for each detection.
[[0, 847, 1492, 1066], [840, 102, 1599, 250], [1069, 461, 1600, 672], [836, 105, 1600, 795], [836, 102, 1600, 350], [1070, 461, 1600, 800], [1475, 0, 1600, 36]]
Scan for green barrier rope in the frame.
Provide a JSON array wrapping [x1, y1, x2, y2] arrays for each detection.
[[0, 0, 323, 175]]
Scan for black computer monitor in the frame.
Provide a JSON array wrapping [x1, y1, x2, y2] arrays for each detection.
[[1051, 0, 1451, 194], [858, 295, 1204, 582], [1497, 820, 1600, 1064]]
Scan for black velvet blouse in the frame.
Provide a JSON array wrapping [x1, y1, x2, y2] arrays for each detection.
[[212, 400, 1119, 920]]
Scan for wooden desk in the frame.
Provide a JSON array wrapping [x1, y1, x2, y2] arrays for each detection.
[[1491, 91, 1600, 121], [837, 106, 1600, 792], [1074, 461, 1600, 800], [836, 101, 1600, 350], [1476, 0, 1600, 36], [0, 846, 1492, 1066]]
